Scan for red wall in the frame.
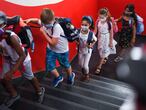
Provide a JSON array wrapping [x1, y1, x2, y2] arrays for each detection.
[[98, 0, 146, 35], [1, 0, 145, 77], [0, 0, 98, 76]]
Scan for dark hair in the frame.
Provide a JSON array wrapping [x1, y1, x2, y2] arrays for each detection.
[[125, 4, 137, 26], [82, 16, 94, 29], [125, 4, 135, 12], [40, 8, 54, 24]]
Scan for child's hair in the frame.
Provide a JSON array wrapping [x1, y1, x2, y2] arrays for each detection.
[[82, 16, 94, 29], [125, 4, 137, 26], [99, 8, 112, 22], [40, 8, 54, 24]]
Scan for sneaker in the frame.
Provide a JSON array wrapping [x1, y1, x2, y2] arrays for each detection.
[[114, 56, 124, 62], [4, 94, 21, 107], [53, 75, 63, 87], [37, 87, 45, 103], [67, 72, 75, 85]]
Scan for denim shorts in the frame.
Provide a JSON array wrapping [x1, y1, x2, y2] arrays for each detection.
[[46, 48, 71, 72]]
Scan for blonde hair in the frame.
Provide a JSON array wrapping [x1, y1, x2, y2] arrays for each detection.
[[40, 8, 55, 24], [99, 8, 112, 21]]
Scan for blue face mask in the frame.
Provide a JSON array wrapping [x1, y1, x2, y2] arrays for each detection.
[[44, 23, 54, 29]]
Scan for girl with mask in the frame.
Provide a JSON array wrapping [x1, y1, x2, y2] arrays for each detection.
[[94, 8, 117, 74], [77, 16, 97, 81], [114, 4, 137, 62]]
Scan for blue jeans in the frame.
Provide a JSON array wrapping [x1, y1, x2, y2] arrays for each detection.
[[46, 48, 71, 72]]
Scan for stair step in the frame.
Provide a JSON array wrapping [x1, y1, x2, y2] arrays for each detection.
[[43, 78, 123, 104], [42, 77, 131, 99], [18, 87, 98, 110], [0, 92, 57, 110], [90, 75, 131, 88]]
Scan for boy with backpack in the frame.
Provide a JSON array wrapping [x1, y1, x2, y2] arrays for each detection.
[[0, 11, 45, 107], [77, 16, 97, 81], [25, 8, 75, 87]]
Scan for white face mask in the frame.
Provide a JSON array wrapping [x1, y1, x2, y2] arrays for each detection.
[[81, 26, 89, 31], [100, 17, 107, 22]]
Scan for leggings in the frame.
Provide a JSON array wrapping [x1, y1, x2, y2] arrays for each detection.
[[78, 52, 92, 74]]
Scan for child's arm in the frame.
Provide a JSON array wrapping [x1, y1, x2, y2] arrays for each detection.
[[131, 21, 136, 46], [88, 34, 97, 48], [24, 18, 40, 24], [109, 23, 114, 48], [114, 16, 122, 22], [4, 35, 26, 80], [94, 20, 98, 35], [40, 27, 58, 47]]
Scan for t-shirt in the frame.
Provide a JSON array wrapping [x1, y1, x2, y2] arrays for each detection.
[[39, 20, 69, 53], [78, 31, 97, 54], [0, 32, 31, 64]]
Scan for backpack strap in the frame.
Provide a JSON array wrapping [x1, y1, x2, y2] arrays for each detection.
[[107, 21, 112, 31], [51, 21, 57, 35], [87, 31, 93, 44]]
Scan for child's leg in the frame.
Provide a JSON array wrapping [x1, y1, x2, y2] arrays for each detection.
[[46, 48, 60, 78], [80, 53, 91, 81], [97, 57, 105, 69], [1, 79, 17, 97], [114, 47, 131, 62], [1, 59, 17, 97], [20, 60, 45, 103], [78, 53, 85, 69], [83, 53, 92, 74], [1, 59, 20, 107], [58, 51, 75, 85]]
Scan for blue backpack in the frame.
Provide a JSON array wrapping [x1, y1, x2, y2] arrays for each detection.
[[136, 15, 144, 35], [129, 15, 144, 35]]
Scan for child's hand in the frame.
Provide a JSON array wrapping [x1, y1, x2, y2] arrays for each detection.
[[109, 43, 113, 48], [24, 19, 31, 24], [87, 43, 94, 48]]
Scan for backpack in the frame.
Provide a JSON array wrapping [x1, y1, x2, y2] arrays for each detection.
[[77, 31, 95, 53], [87, 31, 94, 45], [6, 16, 34, 52], [136, 14, 144, 35], [52, 17, 80, 42], [96, 18, 118, 34], [129, 15, 144, 35]]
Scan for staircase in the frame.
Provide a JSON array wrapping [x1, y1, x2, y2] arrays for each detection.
[[0, 51, 135, 110], [0, 72, 134, 110]]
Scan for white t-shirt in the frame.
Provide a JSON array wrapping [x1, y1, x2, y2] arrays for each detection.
[[78, 31, 97, 54], [39, 20, 69, 53], [0, 32, 31, 64]]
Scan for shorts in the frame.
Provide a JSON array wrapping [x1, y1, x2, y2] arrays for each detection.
[[46, 48, 71, 72], [0, 57, 34, 80]]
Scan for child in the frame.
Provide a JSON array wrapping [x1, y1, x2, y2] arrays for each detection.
[[77, 16, 97, 81], [25, 8, 75, 87], [0, 11, 45, 107], [114, 4, 137, 62], [94, 8, 117, 74]]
